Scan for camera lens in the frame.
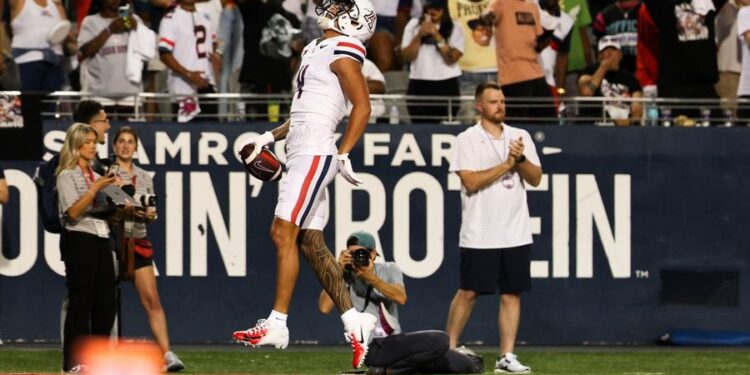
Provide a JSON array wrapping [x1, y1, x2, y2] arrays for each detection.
[[352, 249, 369, 267]]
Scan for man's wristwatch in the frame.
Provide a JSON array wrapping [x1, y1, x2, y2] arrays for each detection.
[[515, 155, 526, 163]]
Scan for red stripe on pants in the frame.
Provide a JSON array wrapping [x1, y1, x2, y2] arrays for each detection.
[[290, 156, 321, 225]]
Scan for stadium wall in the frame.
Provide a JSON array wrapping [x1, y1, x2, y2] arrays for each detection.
[[1, 122, 749, 345]]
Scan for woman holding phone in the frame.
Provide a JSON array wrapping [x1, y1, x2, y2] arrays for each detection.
[[112, 126, 185, 372], [401, 0, 464, 123], [56, 123, 118, 372]]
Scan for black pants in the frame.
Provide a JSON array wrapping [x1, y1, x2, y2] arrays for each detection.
[[61, 231, 117, 371], [365, 330, 478, 374], [502, 77, 555, 123], [407, 77, 460, 123]]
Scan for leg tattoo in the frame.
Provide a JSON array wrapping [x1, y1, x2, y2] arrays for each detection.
[[299, 229, 353, 312]]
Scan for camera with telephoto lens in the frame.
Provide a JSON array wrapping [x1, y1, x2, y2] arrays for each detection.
[[134, 193, 157, 207], [119, 185, 157, 207]]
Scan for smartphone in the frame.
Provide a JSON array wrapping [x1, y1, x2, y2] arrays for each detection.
[[118, 4, 130, 18], [107, 163, 120, 176]]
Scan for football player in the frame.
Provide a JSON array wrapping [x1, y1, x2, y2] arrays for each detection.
[[232, 0, 378, 369]]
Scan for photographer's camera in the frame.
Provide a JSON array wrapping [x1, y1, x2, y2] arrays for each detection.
[[352, 248, 370, 267], [134, 193, 157, 207]]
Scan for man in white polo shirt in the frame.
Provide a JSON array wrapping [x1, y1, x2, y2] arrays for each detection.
[[445, 81, 542, 374]]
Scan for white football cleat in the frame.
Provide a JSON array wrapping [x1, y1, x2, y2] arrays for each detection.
[[344, 312, 377, 368], [232, 319, 289, 349]]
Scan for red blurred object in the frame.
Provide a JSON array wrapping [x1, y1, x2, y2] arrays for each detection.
[[78, 337, 161, 375]]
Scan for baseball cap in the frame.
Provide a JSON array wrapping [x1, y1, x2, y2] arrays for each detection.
[[347, 231, 377, 251], [598, 36, 621, 52]]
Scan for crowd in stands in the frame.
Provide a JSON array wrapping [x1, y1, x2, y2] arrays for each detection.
[[0, 0, 748, 125]]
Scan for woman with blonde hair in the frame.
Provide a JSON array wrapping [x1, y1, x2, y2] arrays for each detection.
[[56, 123, 117, 372], [111, 126, 184, 372]]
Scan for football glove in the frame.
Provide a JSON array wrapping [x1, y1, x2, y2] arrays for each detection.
[[337, 153, 363, 186], [239, 131, 275, 164]]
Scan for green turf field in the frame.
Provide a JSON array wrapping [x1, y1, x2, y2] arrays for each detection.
[[0, 347, 748, 374]]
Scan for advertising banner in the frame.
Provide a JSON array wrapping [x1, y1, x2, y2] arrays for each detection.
[[1, 122, 748, 345]]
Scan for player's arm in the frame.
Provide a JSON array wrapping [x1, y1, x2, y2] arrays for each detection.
[[457, 160, 515, 195], [332, 58, 371, 155], [270, 119, 290, 141], [319, 290, 336, 314], [238, 120, 288, 162]]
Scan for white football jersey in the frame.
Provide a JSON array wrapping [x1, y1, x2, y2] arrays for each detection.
[[158, 6, 216, 95], [287, 35, 366, 158]]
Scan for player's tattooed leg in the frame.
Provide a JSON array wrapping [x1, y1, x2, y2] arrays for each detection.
[[299, 229, 354, 312]]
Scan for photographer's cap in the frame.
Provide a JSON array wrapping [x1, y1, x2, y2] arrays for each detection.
[[347, 231, 376, 251]]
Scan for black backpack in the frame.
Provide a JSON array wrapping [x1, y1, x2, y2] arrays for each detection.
[[33, 154, 62, 233]]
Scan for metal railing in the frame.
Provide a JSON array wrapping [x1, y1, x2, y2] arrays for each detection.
[[37, 92, 750, 126]]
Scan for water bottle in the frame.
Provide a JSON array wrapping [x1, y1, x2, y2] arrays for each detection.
[[643, 86, 658, 127], [646, 102, 659, 127], [661, 107, 672, 127], [236, 102, 246, 122], [268, 102, 280, 122], [557, 102, 567, 126], [700, 108, 711, 127], [389, 104, 400, 125], [723, 109, 734, 127]]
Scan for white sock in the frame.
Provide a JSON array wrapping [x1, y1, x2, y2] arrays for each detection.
[[340, 308, 358, 326], [268, 310, 288, 327]]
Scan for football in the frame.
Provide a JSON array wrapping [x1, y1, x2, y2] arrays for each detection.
[[239, 144, 283, 182]]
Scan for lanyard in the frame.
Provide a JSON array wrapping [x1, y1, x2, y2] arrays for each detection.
[[80, 164, 95, 188], [80, 164, 97, 207], [481, 125, 516, 189], [482, 126, 508, 163]]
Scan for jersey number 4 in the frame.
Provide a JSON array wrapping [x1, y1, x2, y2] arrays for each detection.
[[295, 65, 309, 99]]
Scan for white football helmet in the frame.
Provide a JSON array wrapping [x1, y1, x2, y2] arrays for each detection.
[[316, 0, 377, 43]]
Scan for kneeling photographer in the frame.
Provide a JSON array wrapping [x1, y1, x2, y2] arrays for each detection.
[[319, 232, 483, 375], [110, 127, 184, 372]]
